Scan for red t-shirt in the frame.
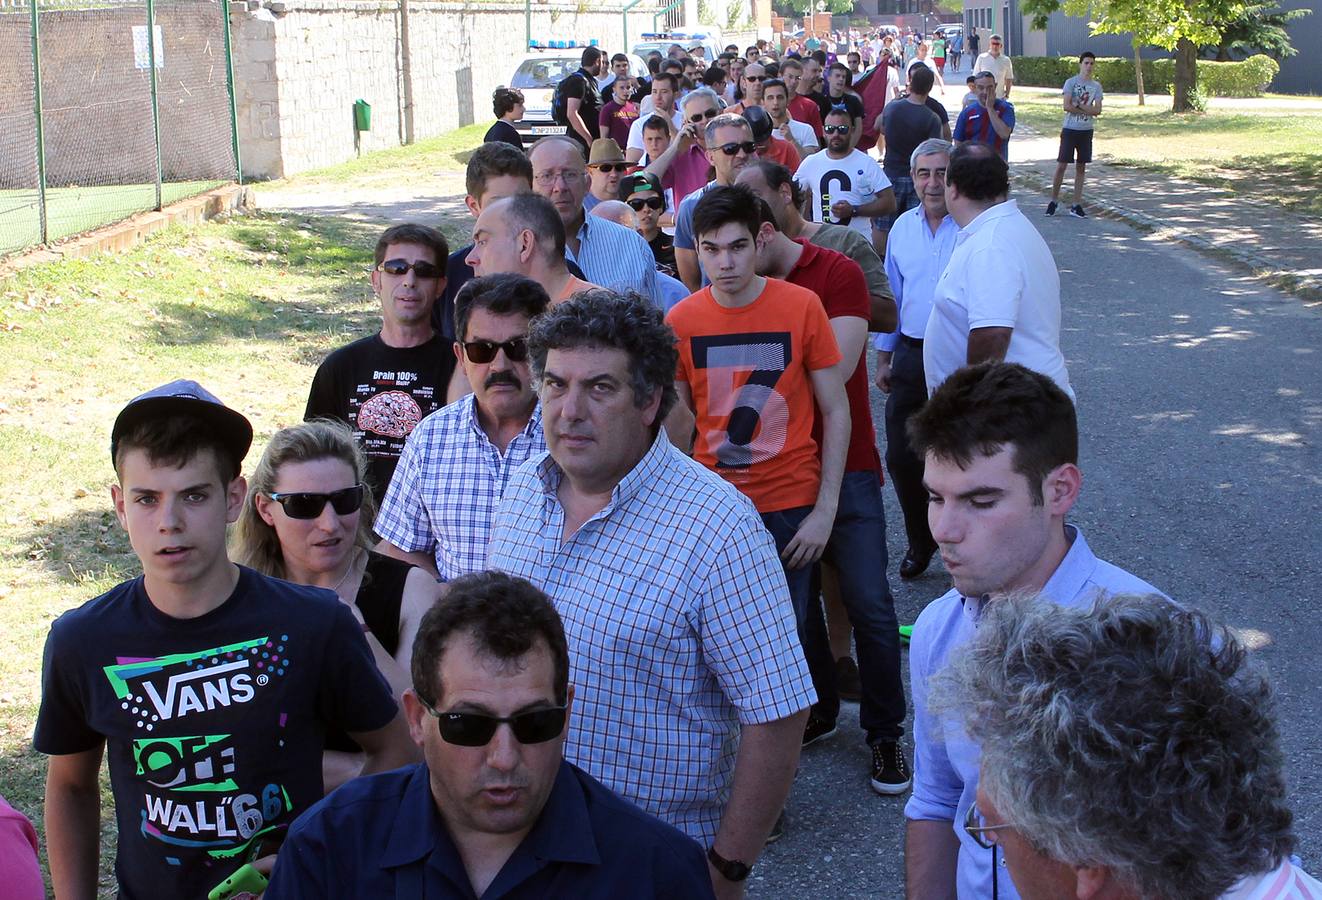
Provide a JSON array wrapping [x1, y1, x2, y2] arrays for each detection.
[[785, 240, 881, 475], [758, 135, 801, 172], [668, 277, 842, 513], [790, 94, 825, 142]]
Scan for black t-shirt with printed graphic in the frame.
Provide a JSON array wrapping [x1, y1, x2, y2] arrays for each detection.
[[34, 566, 396, 900], [304, 331, 455, 501]]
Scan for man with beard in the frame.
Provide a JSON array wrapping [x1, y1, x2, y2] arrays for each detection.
[[794, 107, 894, 241], [557, 46, 604, 150], [375, 274, 551, 581]]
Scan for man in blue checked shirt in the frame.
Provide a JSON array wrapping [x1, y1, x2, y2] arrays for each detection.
[[903, 362, 1164, 900], [375, 274, 549, 581], [489, 290, 815, 899], [528, 136, 662, 306]]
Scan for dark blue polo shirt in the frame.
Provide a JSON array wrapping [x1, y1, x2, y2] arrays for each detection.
[[263, 761, 714, 899]]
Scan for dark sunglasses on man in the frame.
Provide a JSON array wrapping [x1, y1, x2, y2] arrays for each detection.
[[463, 337, 530, 364], [266, 484, 366, 520], [421, 701, 568, 746], [688, 108, 718, 123], [378, 258, 442, 279], [823, 124, 850, 135], [717, 140, 757, 156], [627, 196, 665, 211], [591, 163, 630, 174]]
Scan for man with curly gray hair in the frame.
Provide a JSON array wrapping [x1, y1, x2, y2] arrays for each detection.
[[489, 289, 814, 898], [938, 592, 1319, 900]]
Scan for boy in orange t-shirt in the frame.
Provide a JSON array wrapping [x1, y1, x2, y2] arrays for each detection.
[[665, 184, 851, 665]]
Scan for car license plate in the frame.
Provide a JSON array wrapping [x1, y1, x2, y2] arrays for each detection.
[[531, 125, 567, 135]]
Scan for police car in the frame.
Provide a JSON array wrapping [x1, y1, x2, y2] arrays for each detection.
[[506, 41, 647, 140], [630, 30, 722, 63]]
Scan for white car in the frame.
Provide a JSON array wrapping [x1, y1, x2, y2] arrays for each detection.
[[506, 49, 648, 140], [631, 30, 723, 64]]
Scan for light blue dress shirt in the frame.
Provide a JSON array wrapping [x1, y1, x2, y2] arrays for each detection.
[[875, 204, 958, 351], [905, 527, 1162, 899], [566, 214, 661, 305]]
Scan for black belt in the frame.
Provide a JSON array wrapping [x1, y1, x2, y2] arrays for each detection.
[[899, 334, 924, 348]]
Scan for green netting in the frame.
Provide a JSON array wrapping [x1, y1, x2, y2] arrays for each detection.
[[0, 0, 237, 257]]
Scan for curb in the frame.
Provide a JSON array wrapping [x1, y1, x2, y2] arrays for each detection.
[[1, 183, 256, 274], [1012, 166, 1321, 306]]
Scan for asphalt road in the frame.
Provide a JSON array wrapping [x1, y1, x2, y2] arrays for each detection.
[[751, 197, 1322, 897]]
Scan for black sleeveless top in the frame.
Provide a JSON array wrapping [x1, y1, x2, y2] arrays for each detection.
[[324, 552, 415, 753]]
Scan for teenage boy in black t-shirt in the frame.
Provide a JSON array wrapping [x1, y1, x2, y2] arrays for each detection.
[[35, 381, 416, 900]]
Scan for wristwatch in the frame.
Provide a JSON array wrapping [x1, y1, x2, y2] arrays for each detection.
[[707, 845, 752, 882], [849, 203, 859, 218]]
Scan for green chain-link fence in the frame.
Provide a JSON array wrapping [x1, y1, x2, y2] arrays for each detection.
[[0, 0, 240, 257]]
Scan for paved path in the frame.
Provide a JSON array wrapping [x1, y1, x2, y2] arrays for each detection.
[[260, 134, 1322, 898], [1009, 123, 1322, 300]]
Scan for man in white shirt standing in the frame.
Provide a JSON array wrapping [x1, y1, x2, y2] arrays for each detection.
[[973, 33, 1014, 99], [795, 107, 896, 240], [923, 142, 1073, 399]]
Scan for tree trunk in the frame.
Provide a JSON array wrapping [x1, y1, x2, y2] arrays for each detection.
[[1133, 38, 1145, 106], [1172, 37, 1198, 112], [1216, 42, 1231, 61]]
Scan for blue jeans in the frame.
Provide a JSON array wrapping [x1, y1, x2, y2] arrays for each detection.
[[760, 506, 834, 720], [811, 470, 904, 743], [762, 473, 905, 744]]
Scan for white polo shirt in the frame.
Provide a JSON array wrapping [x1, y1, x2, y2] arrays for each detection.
[[973, 52, 1015, 98], [923, 199, 1074, 399]]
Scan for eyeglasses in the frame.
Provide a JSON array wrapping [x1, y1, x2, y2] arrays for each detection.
[[378, 258, 442, 279], [688, 108, 719, 123], [422, 701, 568, 747], [717, 140, 757, 156], [743, 75, 765, 82], [627, 196, 664, 211], [963, 802, 1018, 849], [533, 170, 583, 186], [823, 124, 850, 135], [266, 485, 366, 520], [463, 337, 529, 363], [591, 163, 629, 174]]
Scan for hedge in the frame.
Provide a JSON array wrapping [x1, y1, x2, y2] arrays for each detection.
[[1010, 54, 1279, 97]]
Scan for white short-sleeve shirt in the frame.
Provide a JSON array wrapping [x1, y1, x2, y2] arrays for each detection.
[[923, 199, 1074, 399], [794, 148, 892, 239]]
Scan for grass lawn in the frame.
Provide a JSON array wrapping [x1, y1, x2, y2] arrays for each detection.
[[0, 210, 388, 896], [0, 181, 225, 257], [1009, 89, 1322, 216]]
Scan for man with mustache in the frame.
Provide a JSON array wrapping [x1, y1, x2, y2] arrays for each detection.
[[375, 274, 550, 581]]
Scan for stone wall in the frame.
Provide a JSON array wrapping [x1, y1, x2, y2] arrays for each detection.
[[230, 0, 672, 180]]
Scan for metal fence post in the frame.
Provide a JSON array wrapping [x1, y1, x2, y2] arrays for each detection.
[[29, 0, 48, 246], [145, 0, 163, 210], [221, 0, 242, 182]]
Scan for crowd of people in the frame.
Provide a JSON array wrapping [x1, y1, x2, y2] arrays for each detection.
[[15, 31, 1319, 900]]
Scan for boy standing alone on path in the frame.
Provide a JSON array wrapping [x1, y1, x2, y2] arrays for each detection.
[[1047, 52, 1103, 218]]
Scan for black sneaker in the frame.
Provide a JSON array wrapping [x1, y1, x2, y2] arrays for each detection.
[[1070, 204, 1087, 218], [802, 715, 839, 747], [835, 656, 862, 703], [1045, 200, 1058, 216], [870, 741, 912, 795], [765, 811, 786, 845]]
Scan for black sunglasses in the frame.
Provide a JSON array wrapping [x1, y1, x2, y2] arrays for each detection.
[[378, 258, 442, 279], [592, 163, 630, 174], [717, 140, 757, 156], [744, 75, 765, 82], [627, 196, 665, 211], [688, 108, 719, 123], [463, 337, 529, 364], [823, 123, 850, 134], [267, 484, 366, 520], [424, 703, 568, 747]]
